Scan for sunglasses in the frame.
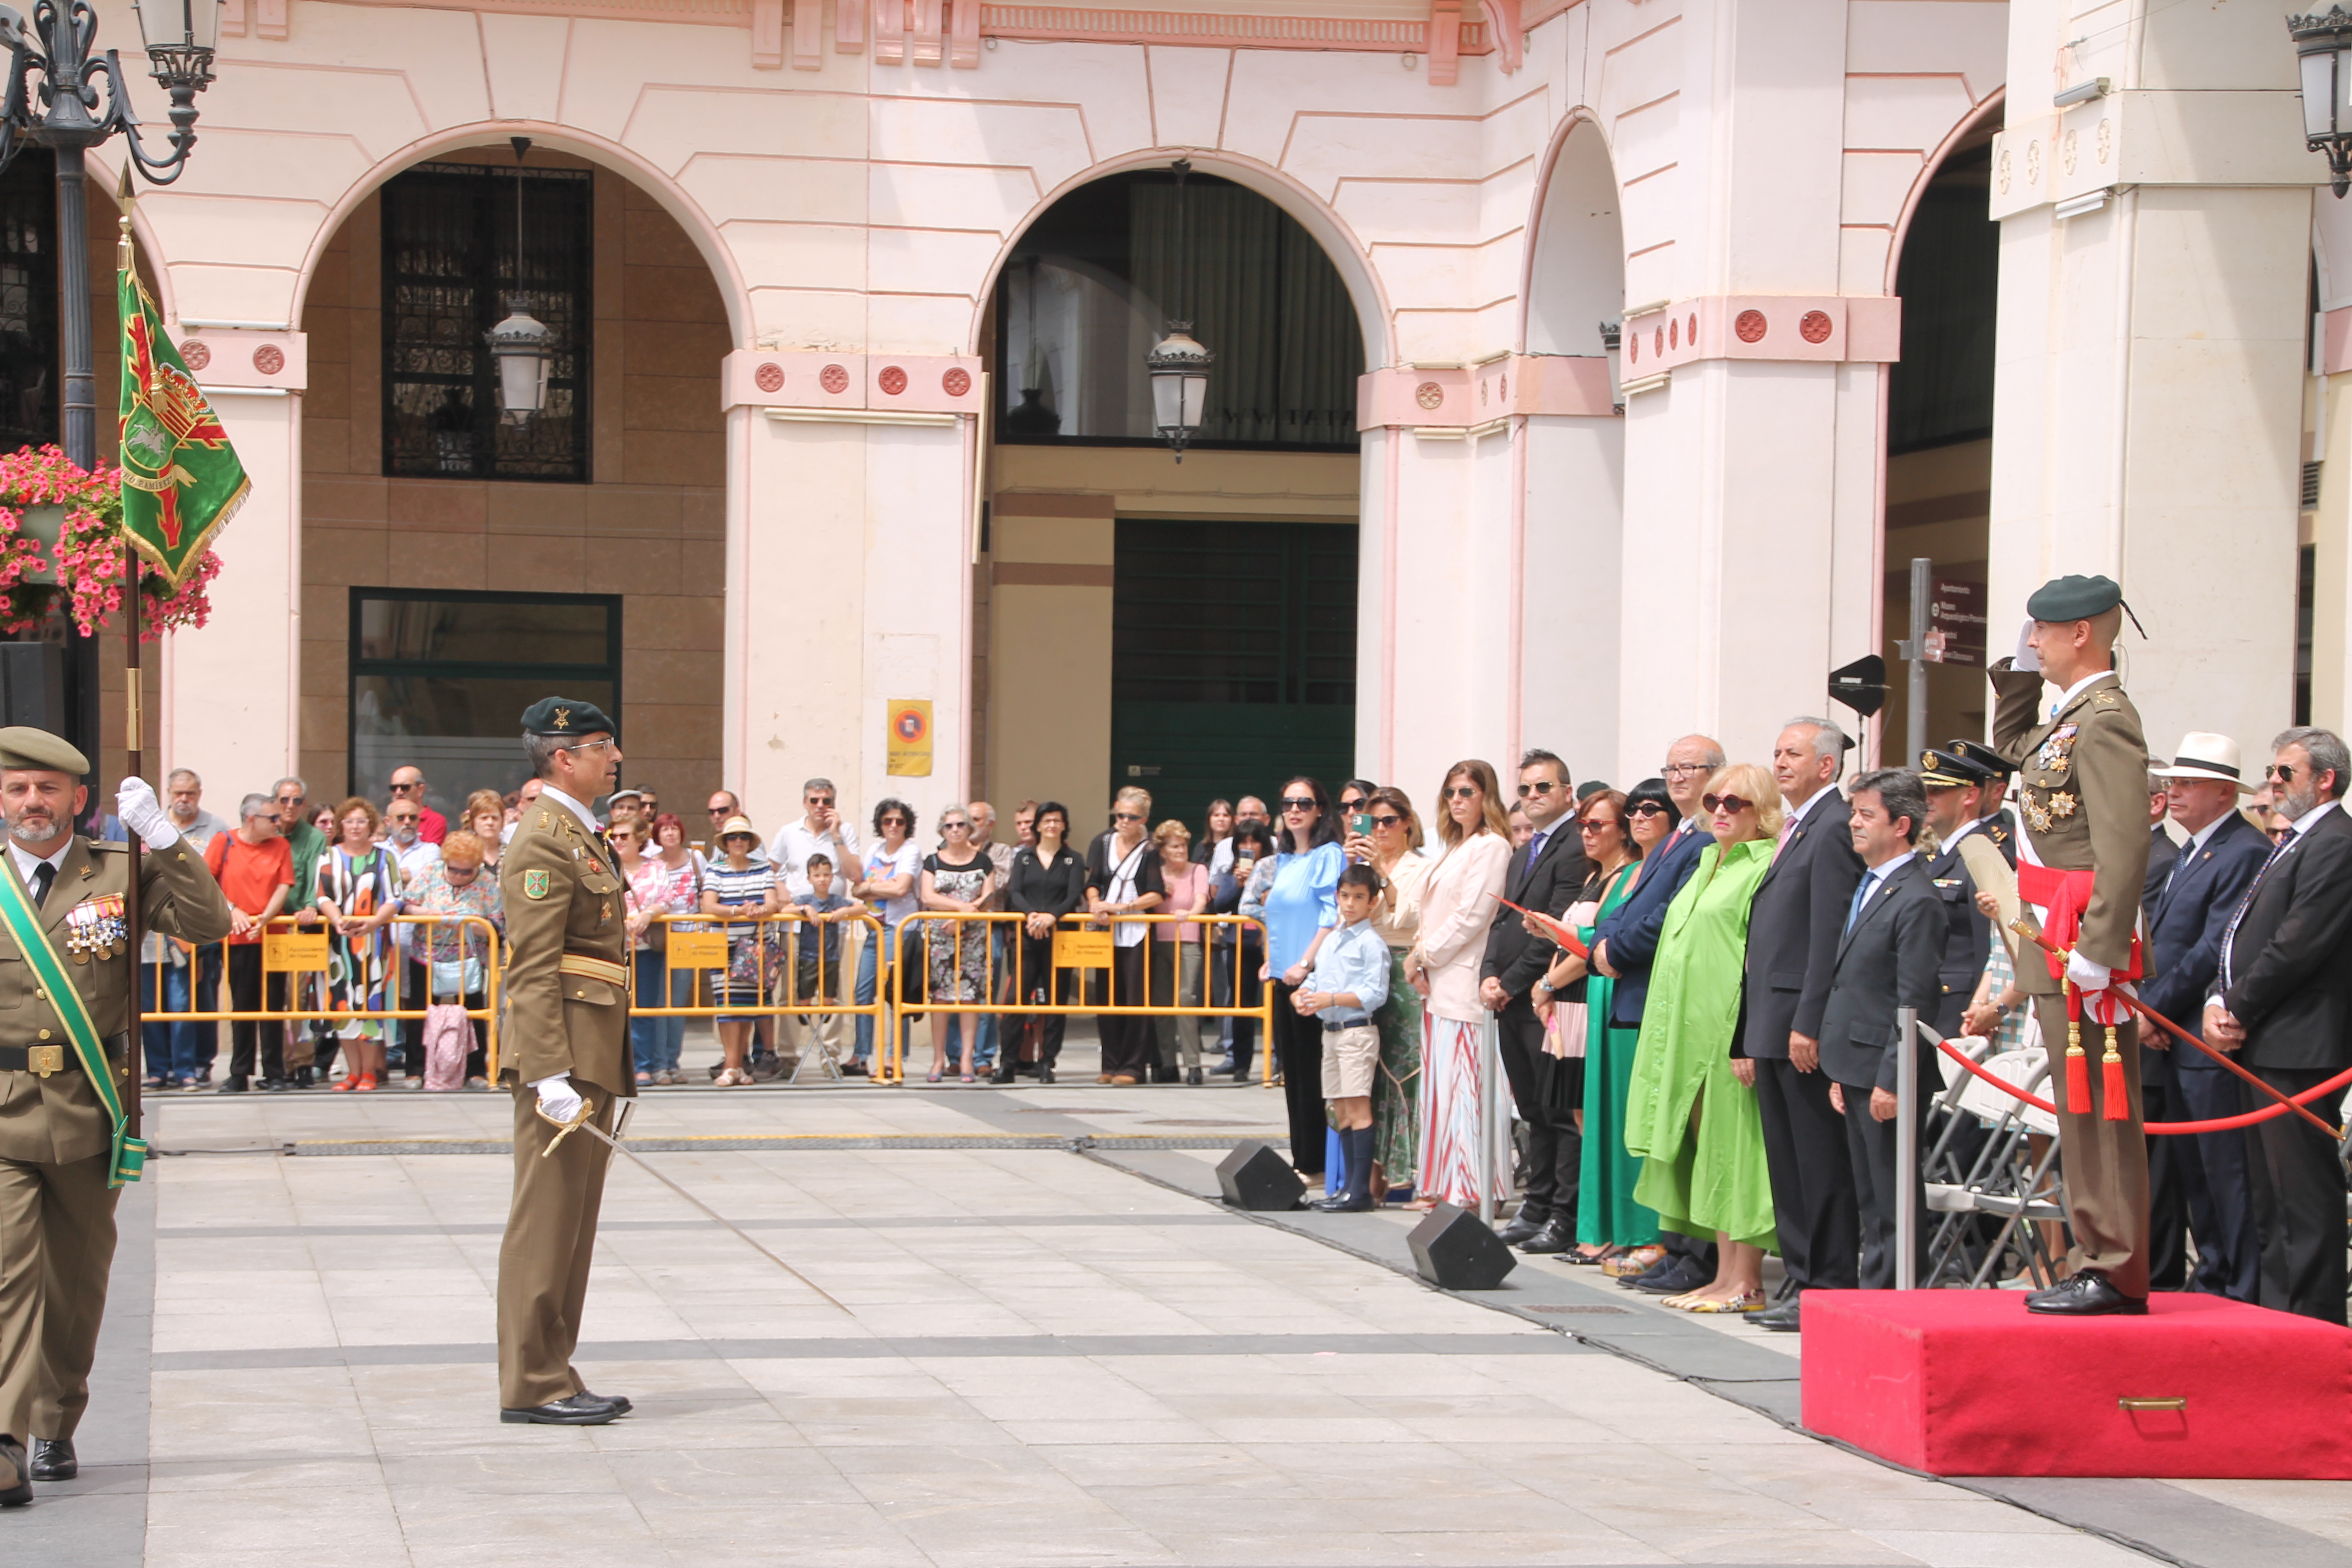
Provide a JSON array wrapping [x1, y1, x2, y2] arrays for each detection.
[[2264, 764, 2299, 783], [883, 815, 911, 829], [1444, 785, 1479, 801], [389, 781, 419, 792], [943, 820, 971, 830], [1576, 816, 1618, 832], [1113, 812, 1144, 823], [1516, 780, 1558, 798], [1702, 793, 1756, 814], [1281, 798, 1317, 811], [1628, 802, 1670, 818], [1368, 813, 1403, 829], [807, 796, 835, 808]]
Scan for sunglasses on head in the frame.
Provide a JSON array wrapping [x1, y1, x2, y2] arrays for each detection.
[[1516, 780, 1558, 798], [1702, 793, 1755, 814]]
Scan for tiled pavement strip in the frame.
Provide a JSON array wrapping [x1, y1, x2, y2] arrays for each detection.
[[15, 1039, 2352, 1567]]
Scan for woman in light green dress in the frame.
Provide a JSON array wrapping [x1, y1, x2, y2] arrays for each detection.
[[1623, 764, 1781, 1311]]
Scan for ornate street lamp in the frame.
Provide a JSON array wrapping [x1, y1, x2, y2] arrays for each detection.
[[488, 136, 552, 422], [2289, 7, 2352, 197], [1146, 158, 1212, 461], [0, 0, 221, 773]]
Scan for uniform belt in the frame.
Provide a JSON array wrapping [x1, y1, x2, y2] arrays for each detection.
[[558, 953, 629, 987], [0, 1033, 129, 1076]]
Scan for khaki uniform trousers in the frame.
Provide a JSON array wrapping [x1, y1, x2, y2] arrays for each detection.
[[495, 1085, 614, 1411], [0, 1150, 118, 1441], [2030, 997, 2152, 1299]]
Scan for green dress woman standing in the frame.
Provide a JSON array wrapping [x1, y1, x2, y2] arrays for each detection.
[[1623, 764, 1782, 1311], [1536, 788, 1658, 1257]]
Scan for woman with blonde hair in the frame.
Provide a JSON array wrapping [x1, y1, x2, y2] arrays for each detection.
[[1402, 761, 1513, 1208], [463, 788, 507, 869], [1084, 786, 1164, 1082], [1623, 761, 1782, 1311]]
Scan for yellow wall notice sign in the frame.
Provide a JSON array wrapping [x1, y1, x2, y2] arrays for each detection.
[[886, 699, 933, 776]]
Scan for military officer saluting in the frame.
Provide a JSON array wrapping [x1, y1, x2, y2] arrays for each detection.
[[0, 729, 231, 1505], [496, 698, 635, 1425], [1989, 574, 2153, 1315]]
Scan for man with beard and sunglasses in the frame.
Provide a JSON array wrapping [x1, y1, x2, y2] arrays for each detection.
[[0, 729, 232, 1502]]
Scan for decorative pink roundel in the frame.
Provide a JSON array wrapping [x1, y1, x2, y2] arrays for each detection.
[[1414, 381, 1444, 411], [1686, 313, 1697, 347], [819, 363, 850, 395], [942, 367, 971, 398], [180, 340, 210, 371], [1799, 310, 1833, 345], [1668, 317, 1678, 350], [877, 366, 908, 396], [754, 362, 785, 394], [1734, 309, 1768, 344], [252, 344, 285, 375]]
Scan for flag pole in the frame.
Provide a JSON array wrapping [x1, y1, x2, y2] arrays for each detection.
[[119, 194, 142, 1142]]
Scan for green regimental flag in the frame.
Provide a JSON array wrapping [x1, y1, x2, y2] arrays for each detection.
[[115, 224, 248, 590]]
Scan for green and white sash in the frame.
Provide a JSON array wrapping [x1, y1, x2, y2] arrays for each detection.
[[0, 861, 145, 1186]]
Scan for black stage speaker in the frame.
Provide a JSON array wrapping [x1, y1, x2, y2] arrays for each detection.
[[1216, 1141, 1304, 1211], [1408, 1202, 1517, 1291]]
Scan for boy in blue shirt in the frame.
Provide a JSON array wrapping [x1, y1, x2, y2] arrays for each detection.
[[1294, 863, 1390, 1212], [783, 853, 862, 1054]]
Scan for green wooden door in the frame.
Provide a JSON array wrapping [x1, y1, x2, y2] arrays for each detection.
[[1110, 519, 1358, 829]]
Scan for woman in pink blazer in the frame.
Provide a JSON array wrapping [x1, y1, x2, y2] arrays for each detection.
[[1402, 759, 1514, 1210]]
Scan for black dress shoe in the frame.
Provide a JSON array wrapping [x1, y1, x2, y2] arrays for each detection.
[[1517, 1217, 1575, 1254], [499, 1393, 620, 1425], [2024, 1271, 2147, 1316], [1634, 1257, 1711, 1295], [577, 1391, 632, 1415], [1745, 1299, 1802, 1332], [29, 1436, 74, 1480], [0, 1437, 30, 1506], [1185, 1066, 1204, 1086], [216, 1075, 249, 1094], [1496, 1208, 1548, 1246], [990, 1061, 1017, 1085], [1037, 1064, 1054, 1085], [1308, 1192, 1375, 1212]]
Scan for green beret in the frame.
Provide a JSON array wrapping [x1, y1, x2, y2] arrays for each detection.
[[1920, 746, 1996, 789], [520, 696, 617, 740], [1948, 739, 2013, 780], [0, 726, 88, 775], [2026, 574, 2122, 623]]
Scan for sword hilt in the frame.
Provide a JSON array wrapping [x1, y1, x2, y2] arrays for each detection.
[[534, 1097, 595, 1156]]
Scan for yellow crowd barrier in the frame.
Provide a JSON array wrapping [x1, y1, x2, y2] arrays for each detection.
[[143, 912, 505, 1074], [628, 910, 884, 1024], [889, 911, 1277, 1086]]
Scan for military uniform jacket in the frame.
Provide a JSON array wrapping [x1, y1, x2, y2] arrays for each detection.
[[499, 797, 633, 1098], [0, 836, 233, 1164], [1990, 660, 2150, 990], [1923, 831, 1991, 1007]]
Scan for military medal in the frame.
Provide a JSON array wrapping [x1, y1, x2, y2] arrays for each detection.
[[63, 893, 128, 962], [2037, 723, 2078, 775], [2024, 796, 2054, 834]]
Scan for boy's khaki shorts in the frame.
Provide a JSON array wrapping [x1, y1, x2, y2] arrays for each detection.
[[1321, 1023, 1379, 1099]]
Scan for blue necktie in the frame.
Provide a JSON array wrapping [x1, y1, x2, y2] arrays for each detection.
[[1527, 830, 1548, 865], [1844, 873, 1874, 935]]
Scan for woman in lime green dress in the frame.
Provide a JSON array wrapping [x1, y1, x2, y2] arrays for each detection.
[[1623, 764, 1781, 1311]]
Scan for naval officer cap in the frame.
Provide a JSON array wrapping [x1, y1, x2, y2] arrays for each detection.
[[0, 726, 89, 776], [520, 696, 617, 740], [2026, 574, 2123, 623], [1920, 745, 1997, 789]]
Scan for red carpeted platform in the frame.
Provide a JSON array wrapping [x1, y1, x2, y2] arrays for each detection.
[[1801, 1290, 2352, 1478]]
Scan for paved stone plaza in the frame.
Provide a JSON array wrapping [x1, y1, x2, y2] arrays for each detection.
[[14, 1039, 2352, 1567]]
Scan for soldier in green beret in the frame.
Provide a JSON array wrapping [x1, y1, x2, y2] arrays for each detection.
[[495, 698, 636, 1425], [1988, 574, 2153, 1315], [0, 728, 233, 1504]]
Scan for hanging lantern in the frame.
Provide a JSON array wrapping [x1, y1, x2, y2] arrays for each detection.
[[487, 302, 552, 423], [1146, 324, 1212, 461], [2290, 8, 2352, 197], [128, 0, 225, 89]]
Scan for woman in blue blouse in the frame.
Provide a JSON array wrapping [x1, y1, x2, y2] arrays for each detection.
[[1264, 776, 1346, 1175]]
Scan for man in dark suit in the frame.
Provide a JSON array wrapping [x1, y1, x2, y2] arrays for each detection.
[[1919, 747, 2000, 1040], [2143, 732, 2270, 1300], [1594, 736, 1723, 1296], [1739, 718, 1864, 1332], [1820, 769, 1943, 1291], [1482, 749, 1592, 1253], [2204, 727, 2352, 1324]]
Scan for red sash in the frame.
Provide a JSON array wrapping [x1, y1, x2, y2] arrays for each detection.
[[2016, 862, 2143, 986]]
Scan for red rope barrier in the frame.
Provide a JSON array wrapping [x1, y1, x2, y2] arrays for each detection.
[[1933, 1036, 2352, 1136]]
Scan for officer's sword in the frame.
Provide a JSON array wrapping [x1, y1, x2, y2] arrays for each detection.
[[535, 1102, 851, 1313]]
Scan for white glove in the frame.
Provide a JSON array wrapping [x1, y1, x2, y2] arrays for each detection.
[[2066, 951, 2111, 993], [2013, 618, 2041, 674], [532, 1072, 582, 1123], [116, 776, 179, 850]]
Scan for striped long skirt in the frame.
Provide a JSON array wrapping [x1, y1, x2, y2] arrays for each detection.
[[1417, 1013, 1510, 1209]]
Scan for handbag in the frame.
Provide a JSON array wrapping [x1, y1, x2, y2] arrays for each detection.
[[431, 955, 484, 997], [421, 1003, 472, 1091]]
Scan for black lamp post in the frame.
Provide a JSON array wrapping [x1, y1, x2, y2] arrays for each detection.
[[2290, 7, 2352, 197], [0, 0, 220, 766]]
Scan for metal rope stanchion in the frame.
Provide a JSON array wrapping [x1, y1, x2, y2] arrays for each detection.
[[1479, 1014, 1503, 1227], [1896, 1004, 1919, 1291]]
